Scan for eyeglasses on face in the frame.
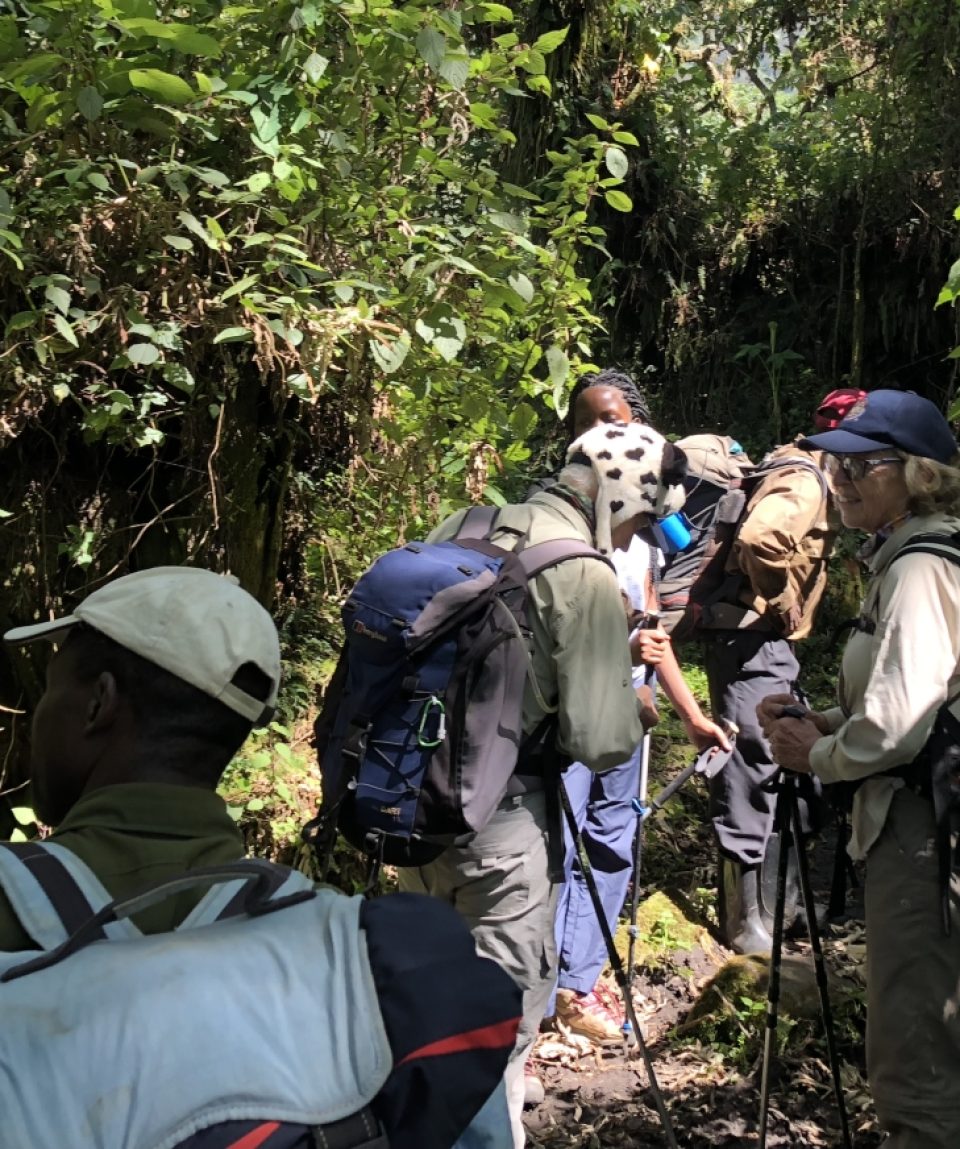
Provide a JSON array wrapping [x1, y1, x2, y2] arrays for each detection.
[[823, 454, 904, 482]]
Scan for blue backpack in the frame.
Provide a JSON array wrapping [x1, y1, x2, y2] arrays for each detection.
[[309, 506, 609, 870]]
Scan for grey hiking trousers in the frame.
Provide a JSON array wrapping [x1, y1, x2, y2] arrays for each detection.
[[399, 790, 558, 1149], [866, 788, 960, 1147], [703, 630, 802, 865]]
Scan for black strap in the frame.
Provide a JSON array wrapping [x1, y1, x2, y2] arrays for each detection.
[[454, 504, 500, 541], [748, 455, 829, 502], [0, 841, 108, 943], [313, 1105, 388, 1149], [891, 531, 960, 569]]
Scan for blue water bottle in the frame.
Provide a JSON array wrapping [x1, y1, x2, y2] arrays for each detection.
[[652, 511, 692, 554]]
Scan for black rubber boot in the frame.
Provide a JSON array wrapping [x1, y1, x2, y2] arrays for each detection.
[[718, 857, 773, 955]]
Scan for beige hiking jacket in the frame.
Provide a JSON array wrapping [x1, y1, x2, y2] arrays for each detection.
[[730, 444, 835, 640], [809, 513, 960, 857], [430, 490, 645, 772]]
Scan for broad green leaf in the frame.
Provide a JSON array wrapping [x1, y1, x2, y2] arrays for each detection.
[[77, 86, 103, 122], [532, 27, 568, 54], [10, 807, 35, 825], [53, 382, 71, 401], [605, 189, 633, 212], [439, 49, 470, 90], [127, 342, 160, 365], [585, 113, 609, 130], [52, 313, 79, 347], [545, 345, 569, 387], [221, 273, 260, 301], [177, 211, 218, 248], [213, 327, 253, 344], [432, 315, 467, 362], [416, 28, 446, 72], [947, 347, 960, 360], [613, 130, 640, 146], [526, 74, 551, 96], [129, 69, 195, 106], [369, 330, 411, 374], [45, 284, 71, 315], [164, 234, 193, 251], [517, 48, 546, 75], [87, 172, 111, 192], [479, 3, 513, 21], [605, 146, 629, 180], [163, 362, 195, 393], [303, 52, 328, 83], [507, 272, 534, 303], [488, 210, 525, 233], [247, 172, 271, 193], [121, 19, 221, 57], [6, 311, 38, 332]]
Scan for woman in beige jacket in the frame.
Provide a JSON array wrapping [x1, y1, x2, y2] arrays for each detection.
[[758, 389, 960, 1149]]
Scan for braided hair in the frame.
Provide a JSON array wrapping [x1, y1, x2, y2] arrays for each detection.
[[565, 368, 651, 439]]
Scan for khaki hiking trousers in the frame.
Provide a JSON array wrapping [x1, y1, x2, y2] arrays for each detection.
[[865, 788, 960, 1148]]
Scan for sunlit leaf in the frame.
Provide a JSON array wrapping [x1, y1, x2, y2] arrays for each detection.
[[605, 189, 633, 212], [213, 326, 253, 344], [127, 342, 160, 365], [129, 69, 196, 106]]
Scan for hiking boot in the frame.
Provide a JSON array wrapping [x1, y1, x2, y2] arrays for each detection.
[[555, 986, 624, 1045], [718, 857, 773, 955], [523, 1062, 544, 1109]]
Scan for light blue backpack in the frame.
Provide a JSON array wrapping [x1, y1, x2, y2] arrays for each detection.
[[0, 843, 392, 1149]]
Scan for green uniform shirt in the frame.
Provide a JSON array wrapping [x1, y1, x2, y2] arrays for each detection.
[[431, 490, 645, 771], [0, 782, 244, 952]]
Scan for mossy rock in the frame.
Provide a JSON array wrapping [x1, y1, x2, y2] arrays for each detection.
[[680, 952, 842, 1035], [614, 890, 721, 971]]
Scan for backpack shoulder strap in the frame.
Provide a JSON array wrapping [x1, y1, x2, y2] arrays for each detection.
[[181, 863, 312, 928], [891, 531, 960, 569], [518, 539, 614, 580], [454, 505, 500, 541], [748, 455, 829, 502], [0, 841, 111, 950]]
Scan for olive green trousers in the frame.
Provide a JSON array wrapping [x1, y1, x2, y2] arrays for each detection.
[[866, 788, 960, 1148]]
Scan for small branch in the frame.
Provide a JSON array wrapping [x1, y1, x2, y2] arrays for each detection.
[[208, 402, 225, 532]]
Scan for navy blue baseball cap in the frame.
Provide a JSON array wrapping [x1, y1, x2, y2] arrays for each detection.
[[801, 389, 958, 463]]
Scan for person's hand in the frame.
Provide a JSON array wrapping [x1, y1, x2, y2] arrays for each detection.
[[682, 711, 733, 752], [756, 694, 831, 740], [767, 716, 821, 774], [630, 626, 670, 667]]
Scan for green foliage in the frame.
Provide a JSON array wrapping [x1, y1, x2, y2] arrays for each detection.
[[0, 0, 635, 516], [218, 721, 319, 863]]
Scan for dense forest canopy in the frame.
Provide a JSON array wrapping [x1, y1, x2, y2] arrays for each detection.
[[1, 0, 959, 764]]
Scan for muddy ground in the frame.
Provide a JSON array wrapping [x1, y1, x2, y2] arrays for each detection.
[[524, 732, 882, 1149]]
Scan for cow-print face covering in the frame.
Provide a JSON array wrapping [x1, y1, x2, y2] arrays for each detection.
[[566, 421, 688, 555]]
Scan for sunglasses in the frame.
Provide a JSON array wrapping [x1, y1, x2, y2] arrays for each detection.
[[824, 454, 904, 482]]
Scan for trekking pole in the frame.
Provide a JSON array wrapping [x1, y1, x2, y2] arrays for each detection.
[[625, 613, 661, 1020], [624, 731, 738, 1014], [559, 778, 680, 1149], [758, 775, 792, 1149], [625, 726, 652, 995], [789, 776, 853, 1149], [758, 764, 854, 1149]]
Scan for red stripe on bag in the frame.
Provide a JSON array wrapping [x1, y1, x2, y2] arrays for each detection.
[[226, 1123, 282, 1149], [397, 1016, 520, 1067]]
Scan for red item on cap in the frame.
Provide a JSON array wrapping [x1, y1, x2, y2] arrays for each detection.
[[814, 388, 868, 431]]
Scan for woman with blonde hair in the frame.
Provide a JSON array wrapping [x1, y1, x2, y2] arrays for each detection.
[[758, 389, 960, 1148]]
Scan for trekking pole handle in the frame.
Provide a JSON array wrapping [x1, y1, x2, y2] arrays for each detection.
[[779, 704, 808, 720]]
